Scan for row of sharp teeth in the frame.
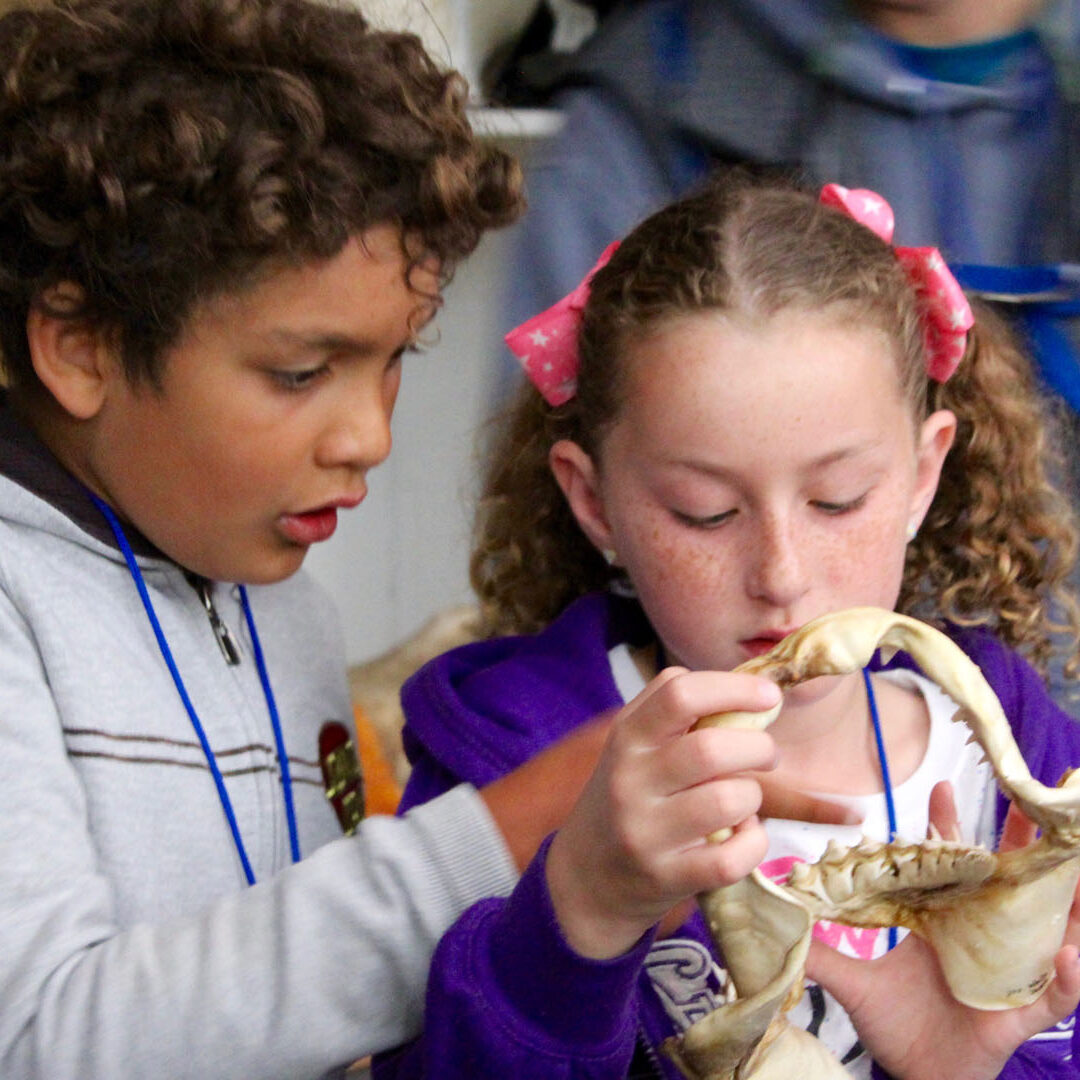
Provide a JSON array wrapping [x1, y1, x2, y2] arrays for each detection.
[[785, 836, 995, 906]]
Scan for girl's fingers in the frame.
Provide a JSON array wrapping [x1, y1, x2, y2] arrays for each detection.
[[804, 938, 871, 1007], [673, 814, 770, 892], [927, 780, 961, 842], [998, 800, 1038, 853], [652, 776, 765, 851], [1050, 945, 1080, 1010], [621, 669, 781, 747], [656, 726, 777, 793]]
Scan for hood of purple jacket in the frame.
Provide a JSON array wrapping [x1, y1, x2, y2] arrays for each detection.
[[400, 592, 652, 788]]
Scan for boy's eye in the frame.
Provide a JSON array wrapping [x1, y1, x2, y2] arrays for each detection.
[[269, 365, 329, 391], [812, 493, 868, 515], [673, 508, 737, 529]]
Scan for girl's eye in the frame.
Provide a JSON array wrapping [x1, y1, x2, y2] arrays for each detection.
[[269, 365, 329, 392], [812, 493, 868, 515], [673, 508, 737, 530]]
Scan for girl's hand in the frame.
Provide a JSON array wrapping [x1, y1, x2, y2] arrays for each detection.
[[544, 667, 781, 959], [806, 782, 1080, 1080]]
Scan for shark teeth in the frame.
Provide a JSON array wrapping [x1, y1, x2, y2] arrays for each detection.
[[670, 606, 1080, 1080]]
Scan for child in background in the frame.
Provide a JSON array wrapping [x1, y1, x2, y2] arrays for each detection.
[[376, 174, 1080, 1078]]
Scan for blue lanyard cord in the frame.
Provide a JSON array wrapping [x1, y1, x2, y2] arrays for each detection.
[[88, 493, 300, 884], [863, 667, 899, 951], [239, 585, 300, 864]]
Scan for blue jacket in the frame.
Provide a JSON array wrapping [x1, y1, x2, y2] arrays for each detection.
[[376, 591, 1080, 1078]]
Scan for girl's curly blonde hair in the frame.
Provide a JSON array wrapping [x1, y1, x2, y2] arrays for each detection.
[[471, 172, 1080, 679]]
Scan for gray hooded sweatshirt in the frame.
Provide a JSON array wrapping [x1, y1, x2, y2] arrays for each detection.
[[0, 400, 516, 1079]]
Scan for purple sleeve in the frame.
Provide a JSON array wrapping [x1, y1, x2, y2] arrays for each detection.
[[395, 732, 460, 812], [993, 647, 1080, 1075], [372, 835, 653, 1079], [995, 1029, 1080, 1077]]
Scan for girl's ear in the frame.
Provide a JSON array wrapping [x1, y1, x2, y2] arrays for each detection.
[[549, 438, 616, 554], [26, 285, 111, 420], [909, 408, 957, 531]]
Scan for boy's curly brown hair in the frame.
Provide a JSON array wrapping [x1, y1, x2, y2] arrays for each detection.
[[471, 172, 1080, 678], [0, 0, 524, 387]]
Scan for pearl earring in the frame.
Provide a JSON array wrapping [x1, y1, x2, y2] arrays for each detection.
[[906, 521, 918, 542], [601, 548, 618, 566]]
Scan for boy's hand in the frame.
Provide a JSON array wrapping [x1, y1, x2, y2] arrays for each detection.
[[543, 668, 781, 959], [481, 693, 860, 874], [806, 781, 1080, 1079]]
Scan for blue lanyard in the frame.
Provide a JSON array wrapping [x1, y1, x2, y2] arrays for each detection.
[[863, 667, 899, 951], [89, 493, 301, 884]]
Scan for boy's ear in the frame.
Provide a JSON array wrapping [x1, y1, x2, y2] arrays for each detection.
[[26, 285, 111, 420], [910, 408, 957, 529], [549, 439, 615, 554]]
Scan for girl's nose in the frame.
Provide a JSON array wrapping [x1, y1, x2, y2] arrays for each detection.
[[746, 514, 809, 609]]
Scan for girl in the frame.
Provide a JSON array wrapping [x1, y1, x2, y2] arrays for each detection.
[[375, 174, 1080, 1078]]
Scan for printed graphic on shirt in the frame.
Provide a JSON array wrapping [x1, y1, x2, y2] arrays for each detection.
[[1031, 1013, 1074, 1043], [643, 938, 733, 1030], [761, 855, 886, 959]]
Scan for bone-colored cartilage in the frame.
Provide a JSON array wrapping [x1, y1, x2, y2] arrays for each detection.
[[663, 873, 843, 1080], [664, 607, 1080, 1079]]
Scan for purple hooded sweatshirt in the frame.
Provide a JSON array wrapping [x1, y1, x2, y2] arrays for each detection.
[[374, 592, 1080, 1079]]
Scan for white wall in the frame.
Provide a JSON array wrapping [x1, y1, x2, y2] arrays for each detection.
[[359, 0, 536, 96]]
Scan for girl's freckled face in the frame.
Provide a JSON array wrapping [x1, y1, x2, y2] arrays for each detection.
[[595, 307, 935, 674]]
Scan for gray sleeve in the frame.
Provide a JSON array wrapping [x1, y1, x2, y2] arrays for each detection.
[[0, 581, 516, 1079]]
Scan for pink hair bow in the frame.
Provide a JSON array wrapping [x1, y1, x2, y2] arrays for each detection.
[[505, 241, 620, 406], [819, 183, 974, 382]]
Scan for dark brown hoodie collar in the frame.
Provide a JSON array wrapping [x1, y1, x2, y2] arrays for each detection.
[[0, 392, 161, 558]]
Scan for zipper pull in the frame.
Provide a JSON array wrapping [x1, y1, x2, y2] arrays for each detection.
[[188, 574, 242, 666]]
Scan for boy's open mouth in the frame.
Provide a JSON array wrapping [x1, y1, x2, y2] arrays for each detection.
[[279, 506, 339, 546]]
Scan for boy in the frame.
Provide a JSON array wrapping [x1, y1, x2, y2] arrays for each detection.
[[0, 1, 548, 1075]]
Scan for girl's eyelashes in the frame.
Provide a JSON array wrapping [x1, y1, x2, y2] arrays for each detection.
[[672, 508, 737, 529], [672, 492, 869, 527], [812, 492, 869, 515]]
